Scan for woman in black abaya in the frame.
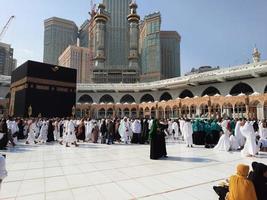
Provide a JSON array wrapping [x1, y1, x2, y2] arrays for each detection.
[[46, 120, 55, 142], [149, 119, 167, 159]]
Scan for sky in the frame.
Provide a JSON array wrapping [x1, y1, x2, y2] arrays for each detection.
[[1, 0, 267, 75]]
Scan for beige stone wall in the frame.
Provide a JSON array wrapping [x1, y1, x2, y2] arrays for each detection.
[[76, 93, 267, 120], [59, 46, 93, 83]]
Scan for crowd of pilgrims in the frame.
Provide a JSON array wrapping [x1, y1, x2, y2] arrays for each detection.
[[0, 116, 266, 157], [0, 117, 153, 148], [1, 116, 267, 199]]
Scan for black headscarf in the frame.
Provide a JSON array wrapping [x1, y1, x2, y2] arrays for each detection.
[[248, 162, 267, 200]]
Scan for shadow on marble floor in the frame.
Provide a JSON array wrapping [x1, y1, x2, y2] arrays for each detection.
[[0, 144, 42, 154], [163, 156, 218, 163], [77, 144, 109, 149]]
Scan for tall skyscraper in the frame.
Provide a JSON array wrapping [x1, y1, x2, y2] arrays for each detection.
[[160, 31, 181, 79], [43, 1, 181, 83], [139, 12, 161, 82], [91, 0, 139, 83], [0, 42, 16, 76], [43, 17, 78, 65], [139, 13, 181, 82], [103, 0, 131, 68], [58, 45, 93, 83], [79, 20, 89, 48]]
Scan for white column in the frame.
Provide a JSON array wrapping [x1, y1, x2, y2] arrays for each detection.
[[196, 106, 200, 116], [257, 104, 264, 120]]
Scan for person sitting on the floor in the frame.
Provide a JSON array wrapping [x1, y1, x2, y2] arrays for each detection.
[[226, 164, 257, 200], [248, 162, 267, 200]]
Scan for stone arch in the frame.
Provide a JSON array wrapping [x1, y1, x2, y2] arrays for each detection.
[[181, 105, 189, 117], [98, 108, 106, 119], [234, 102, 246, 118], [200, 104, 209, 117], [116, 108, 122, 118], [230, 82, 254, 96], [222, 103, 234, 118], [131, 108, 137, 112], [190, 104, 196, 117], [249, 100, 263, 120], [211, 104, 221, 118], [202, 86, 221, 96], [124, 108, 130, 117], [173, 105, 179, 118], [144, 107, 150, 118], [131, 108, 137, 118], [78, 94, 93, 104], [140, 94, 155, 103], [90, 108, 97, 119], [179, 89, 194, 98], [160, 92, 172, 101], [107, 108, 114, 118], [144, 107, 150, 113], [211, 104, 221, 112], [99, 94, 114, 103], [120, 94, 135, 104]]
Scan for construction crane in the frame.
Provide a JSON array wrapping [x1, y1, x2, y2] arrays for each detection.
[[0, 15, 15, 41], [89, 0, 96, 18]]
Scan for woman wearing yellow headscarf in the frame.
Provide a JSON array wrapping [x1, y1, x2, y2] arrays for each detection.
[[226, 164, 257, 200]]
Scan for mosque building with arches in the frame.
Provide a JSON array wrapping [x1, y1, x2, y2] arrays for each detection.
[[75, 48, 267, 120], [0, 48, 267, 119]]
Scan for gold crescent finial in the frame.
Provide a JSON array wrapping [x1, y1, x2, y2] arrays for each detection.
[[52, 66, 59, 72]]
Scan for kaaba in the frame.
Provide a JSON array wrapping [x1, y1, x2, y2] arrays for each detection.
[[9, 60, 76, 118]]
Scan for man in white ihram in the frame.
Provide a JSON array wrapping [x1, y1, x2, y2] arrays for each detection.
[[25, 119, 38, 144], [179, 118, 186, 140], [131, 119, 141, 143], [65, 119, 78, 147], [37, 120, 48, 143], [183, 119, 193, 147], [119, 117, 130, 144], [85, 119, 93, 141]]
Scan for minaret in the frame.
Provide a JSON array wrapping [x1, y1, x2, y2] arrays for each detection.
[[252, 47, 261, 63], [127, 1, 140, 71], [93, 4, 108, 69]]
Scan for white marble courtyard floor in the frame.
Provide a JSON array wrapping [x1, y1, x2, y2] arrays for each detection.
[[0, 141, 267, 200]]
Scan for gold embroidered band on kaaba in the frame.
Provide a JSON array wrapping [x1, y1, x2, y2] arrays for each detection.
[[11, 77, 76, 91]]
